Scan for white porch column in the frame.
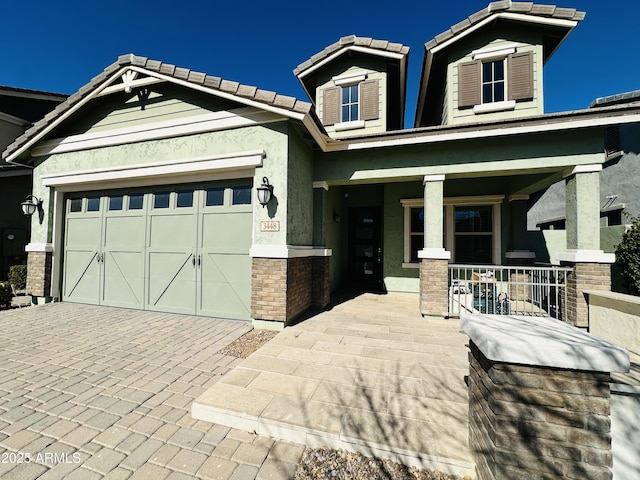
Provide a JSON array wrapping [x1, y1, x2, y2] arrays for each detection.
[[418, 175, 450, 317]]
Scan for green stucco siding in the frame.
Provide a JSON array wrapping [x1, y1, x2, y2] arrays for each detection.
[[286, 129, 314, 245]]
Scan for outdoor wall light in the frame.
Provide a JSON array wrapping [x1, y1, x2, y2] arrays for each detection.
[[21, 195, 42, 216], [256, 177, 274, 207]]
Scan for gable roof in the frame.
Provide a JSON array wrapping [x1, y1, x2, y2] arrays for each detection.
[[293, 35, 410, 79], [415, 1, 585, 127], [4, 54, 316, 163]]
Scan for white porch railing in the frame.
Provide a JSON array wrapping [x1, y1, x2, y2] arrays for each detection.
[[448, 264, 572, 321]]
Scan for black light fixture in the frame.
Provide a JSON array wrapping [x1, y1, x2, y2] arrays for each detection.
[[21, 195, 42, 216], [256, 177, 274, 207]]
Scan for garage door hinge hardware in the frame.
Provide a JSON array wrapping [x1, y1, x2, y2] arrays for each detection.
[[96, 253, 104, 263], [191, 254, 201, 267]]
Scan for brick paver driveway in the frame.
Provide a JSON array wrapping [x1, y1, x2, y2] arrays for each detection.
[[0, 303, 304, 479]]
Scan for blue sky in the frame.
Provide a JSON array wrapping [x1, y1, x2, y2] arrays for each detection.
[[2, 0, 638, 122]]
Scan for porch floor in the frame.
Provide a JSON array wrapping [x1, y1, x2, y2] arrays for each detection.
[[192, 291, 475, 477]]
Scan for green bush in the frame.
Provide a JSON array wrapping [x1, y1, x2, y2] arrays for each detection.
[[8, 265, 27, 290], [615, 214, 640, 296], [0, 282, 12, 307]]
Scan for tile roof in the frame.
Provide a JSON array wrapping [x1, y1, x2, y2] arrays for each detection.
[[424, 1, 586, 51], [590, 90, 640, 108], [4, 54, 313, 162], [293, 35, 409, 77]]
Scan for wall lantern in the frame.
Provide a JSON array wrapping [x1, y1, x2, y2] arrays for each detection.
[[256, 177, 274, 207], [21, 195, 42, 216]]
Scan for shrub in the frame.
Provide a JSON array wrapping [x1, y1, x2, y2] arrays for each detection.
[[8, 265, 27, 290], [0, 282, 12, 307], [615, 214, 640, 296]]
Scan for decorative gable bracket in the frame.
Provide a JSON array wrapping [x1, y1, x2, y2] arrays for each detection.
[[97, 68, 164, 97]]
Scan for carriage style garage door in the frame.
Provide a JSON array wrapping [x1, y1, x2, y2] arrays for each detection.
[[62, 181, 253, 320]]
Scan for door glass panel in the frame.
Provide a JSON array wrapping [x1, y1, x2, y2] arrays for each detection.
[[356, 245, 373, 258], [87, 196, 100, 212], [109, 195, 123, 211], [154, 192, 170, 209], [176, 190, 194, 208], [356, 227, 373, 240], [69, 198, 82, 213], [356, 262, 374, 275], [232, 185, 251, 205], [128, 194, 143, 210], [206, 188, 224, 206]]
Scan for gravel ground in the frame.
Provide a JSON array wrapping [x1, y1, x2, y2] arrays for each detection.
[[219, 330, 473, 480], [295, 448, 473, 480]]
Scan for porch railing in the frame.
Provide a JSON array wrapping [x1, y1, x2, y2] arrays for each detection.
[[447, 264, 572, 321]]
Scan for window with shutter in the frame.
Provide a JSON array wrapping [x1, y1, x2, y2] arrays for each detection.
[[360, 79, 379, 121], [458, 61, 481, 108], [322, 87, 340, 126], [508, 51, 533, 101]]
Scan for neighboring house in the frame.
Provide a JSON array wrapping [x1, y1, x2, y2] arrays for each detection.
[[4, 2, 640, 328], [0, 87, 66, 280]]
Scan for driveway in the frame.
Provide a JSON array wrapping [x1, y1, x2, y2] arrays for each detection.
[[0, 303, 305, 480]]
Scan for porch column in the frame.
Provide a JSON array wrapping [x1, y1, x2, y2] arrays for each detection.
[[558, 165, 614, 328], [418, 175, 450, 317], [505, 194, 535, 265], [312, 181, 331, 309]]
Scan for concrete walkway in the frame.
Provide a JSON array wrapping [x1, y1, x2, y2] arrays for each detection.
[[0, 303, 305, 479], [193, 292, 475, 477]]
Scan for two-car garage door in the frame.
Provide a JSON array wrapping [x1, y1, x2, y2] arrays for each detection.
[[62, 181, 253, 320]]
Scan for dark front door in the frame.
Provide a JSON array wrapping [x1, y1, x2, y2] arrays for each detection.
[[348, 207, 383, 291]]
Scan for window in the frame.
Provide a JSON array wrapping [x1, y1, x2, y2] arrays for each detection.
[[482, 60, 505, 104], [341, 85, 359, 122], [153, 192, 170, 209], [322, 77, 379, 127], [176, 190, 193, 208], [87, 196, 100, 212], [458, 50, 533, 110], [232, 185, 251, 205], [108, 195, 123, 211], [128, 194, 143, 210], [69, 198, 82, 213], [205, 188, 224, 206], [402, 196, 503, 265]]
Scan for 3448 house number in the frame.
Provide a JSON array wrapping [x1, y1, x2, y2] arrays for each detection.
[[260, 220, 280, 232]]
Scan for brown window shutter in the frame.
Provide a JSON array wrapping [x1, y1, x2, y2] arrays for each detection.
[[360, 79, 379, 121], [322, 87, 340, 125], [458, 61, 481, 108], [508, 51, 533, 101]]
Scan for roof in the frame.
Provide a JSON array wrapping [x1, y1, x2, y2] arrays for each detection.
[[590, 90, 640, 108], [0, 85, 67, 101], [424, 1, 585, 52], [4, 54, 313, 162], [415, 2, 586, 127], [293, 35, 409, 77]]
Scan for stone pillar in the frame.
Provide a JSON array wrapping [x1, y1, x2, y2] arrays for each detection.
[[25, 243, 53, 303], [418, 175, 451, 316], [505, 195, 534, 266], [462, 314, 630, 480], [559, 166, 614, 327], [250, 247, 332, 329]]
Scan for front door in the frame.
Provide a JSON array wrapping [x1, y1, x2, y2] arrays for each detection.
[[348, 207, 383, 291]]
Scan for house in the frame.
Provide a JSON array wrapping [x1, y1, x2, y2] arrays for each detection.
[[527, 90, 640, 291], [0, 87, 66, 280], [4, 2, 640, 328]]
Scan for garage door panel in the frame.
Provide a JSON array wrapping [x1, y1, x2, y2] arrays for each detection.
[[199, 253, 251, 320], [149, 215, 197, 249], [102, 251, 145, 308], [65, 217, 101, 247], [147, 252, 196, 314], [63, 250, 100, 303], [104, 216, 146, 247], [201, 212, 252, 253]]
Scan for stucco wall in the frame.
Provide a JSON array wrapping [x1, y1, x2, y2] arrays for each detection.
[[30, 122, 290, 246], [286, 128, 313, 245], [587, 290, 640, 356]]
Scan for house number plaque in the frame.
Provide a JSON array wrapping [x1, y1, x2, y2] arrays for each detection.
[[260, 221, 280, 232]]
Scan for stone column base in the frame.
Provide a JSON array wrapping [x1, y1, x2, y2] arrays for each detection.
[[420, 258, 449, 317], [252, 256, 331, 326], [561, 261, 611, 328], [26, 251, 53, 298]]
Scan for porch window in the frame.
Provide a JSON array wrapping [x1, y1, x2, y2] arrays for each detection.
[[402, 195, 503, 265]]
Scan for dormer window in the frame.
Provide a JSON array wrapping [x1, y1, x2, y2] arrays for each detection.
[[458, 46, 533, 114], [322, 73, 379, 130]]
